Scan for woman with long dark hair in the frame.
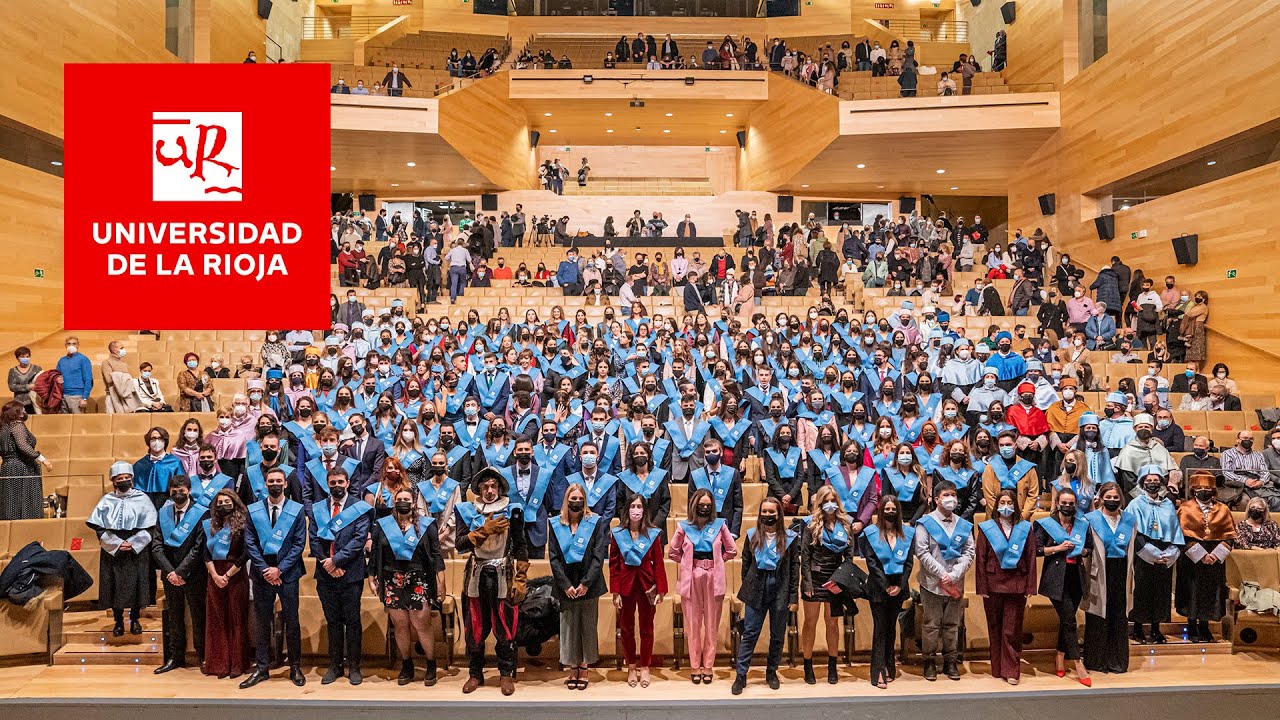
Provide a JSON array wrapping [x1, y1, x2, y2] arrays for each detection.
[[1035, 487, 1092, 686], [202, 488, 250, 678], [975, 488, 1037, 685], [370, 486, 444, 685], [731, 496, 800, 695], [610, 493, 667, 687], [858, 494, 914, 688]]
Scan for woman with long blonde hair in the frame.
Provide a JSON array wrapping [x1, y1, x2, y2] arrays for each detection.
[[1052, 448, 1097, 511], [364, 455, 416, 518], [549, 483, 610, 690], [731, 496, 800, 695], [799, 486, 856, 684]]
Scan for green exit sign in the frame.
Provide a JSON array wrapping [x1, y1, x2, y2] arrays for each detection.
[[33, 268, 44, 279], [1226, 269, 1238, 279], [1130, 232, 1138, 240]]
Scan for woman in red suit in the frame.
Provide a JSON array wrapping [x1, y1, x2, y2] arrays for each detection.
[[202, 489, 251, 679], [610, 493, 668, 687]]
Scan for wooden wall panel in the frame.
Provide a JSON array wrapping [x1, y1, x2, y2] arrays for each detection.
[[1003, 0, 1064, 88], [207, 0, 266, 63], [739, 74, 840, 192], [535, 146, 739, 194], [0, 161, 63, 354], [0, 0, 178, 137], [437, 74, 537, 191]]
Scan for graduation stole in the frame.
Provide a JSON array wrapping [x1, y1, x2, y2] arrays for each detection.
[[159, 502, 208, 547], [248, 500, 303, 555], [748, 528, 797, 571], [193, 474, 235, 507], [745, 384, 772, 408], [311, 499, 373, 541], [552, 359, 586, 381], [918, 393, 942, 419], [474, 370, 509, 407], [757, 418, 780, 442], [862, 525, 915, 575], [622, 377, 642, 396], [613, 527, 661, 567], [378, 515, 435, 561], [826, 465, 875, 513], [567, 472, 619, 508], [533, 442, 570, 470], [796, 406, 835, 429], [416, 477, 459, 514], [766, 446, 802, 479], [245, 463, 294, 502], [202, 519, 232, 560], [443, 389, 468, 414], [581, 435, 620, 471], [483, 441, 514, 468], [978, 519, 1032, 570], [918, 515, 973, 561], [882, 467, 922, 503], [650, 438, 671, 469], [453, 419, 489, 450], [895, 415, 927, 443], [306, 456, 358, 492], [709, 416, 750, 449], [623, 421, 645, 445], [620, 468, 667, 498], [938, 424, 970, 443], [691, 465, 736, 511], [845, 421, 876, 446], [1086, 510, 1136, 559], [456, 501, 514, 531], [914, 445, 944, 473], [820, 522, 851, 553], [665, 419, 711, 458], [873, 399, 902, 418], [829, 390, 860, 414], [988, 456, 1036, 490], [937, 464, 977, 489], [1037, 516, 1088, 559], [552, 515, 601, 564], [808, 448, 838, 477], [681, 518, 726, 552], [645, 394, 667, 414]]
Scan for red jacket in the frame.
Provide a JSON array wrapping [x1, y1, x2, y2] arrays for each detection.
[[609, 532, 669, 597]]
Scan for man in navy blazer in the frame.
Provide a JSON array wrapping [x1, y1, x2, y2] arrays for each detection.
[[341, 413, 386, 495], [503, 437, 559, 559], [307, 467, 373, 685], [240, 467, 308, 688]]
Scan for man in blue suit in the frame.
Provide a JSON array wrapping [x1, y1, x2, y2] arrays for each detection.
[[503, 437, 558, 559], [240, 467, 308, 688], [308, 467, 373, 685]]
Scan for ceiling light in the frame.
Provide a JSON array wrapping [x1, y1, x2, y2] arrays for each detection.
[[935, 169, 945, 174], [950, 186, 958, 190], [549, 129, 557, 133], [877, 185, 885, 189], [330, 166, 336, 171], [1206, 160, 1217, 166], [606, 129, 614, 133], [1120, 204, 1130, 210], [720, 130, 727, 134], [50, 161, 63, 167], [406, 162, 416, 167], [604, 112, 613, 117], [725, 113, 734, 117], [665, 112, 673, 117], [390, 183, 399, 187], [663, 129, 670, 133], [544, 112, 552, 117], [468, 183, 476, 187], [801, 184, 810, 188], [856, 163, 865, 169]]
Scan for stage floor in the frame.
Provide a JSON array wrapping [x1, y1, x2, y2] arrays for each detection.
[[2, 652, 1278, 702]]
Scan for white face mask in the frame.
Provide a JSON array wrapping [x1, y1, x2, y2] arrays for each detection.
[[939, 496, 958, 512], [878, 427, 892, 439], [218, 418, 232, 428], [184, 430, 199, 442], [402, 430, 416, 441], [233, 405, 248, 417], [150, 439, 165, 453]]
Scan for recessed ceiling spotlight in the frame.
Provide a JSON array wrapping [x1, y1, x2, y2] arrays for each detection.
[[950, 186, 958, 190], [549, 129, 557, 133], [606, 129, 614, 133], [544, 112, 552, 116], [720, 130, 727, 134], [330, 166, 336, 171], [665, 112, 673, 117], [406, 162, 416, 167], [1206, 160, 1217, 166], [725, 113, 734, 117], [468, 183, 476, 187], [51, 161, 63, 167], [801, 184, 810, 188], [935, 169, 945, 174], [856, 163, 865, 169], [663, 129, 670, 133], [390, 183, 399, 187], [604, 112, 613, 117]]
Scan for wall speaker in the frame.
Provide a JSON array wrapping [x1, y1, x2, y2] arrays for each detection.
[[898, 195, 917, 214], [529, 130, 540, 148], [970, 0, 981, 5], [777, 195, 794, 213], [1172, 234, 1199, 265], [1000, 1, 1016, 23], [481, 194, 498, 212], [257, 0, 273, 20], [1094, 214, 1115, 241], [735, 130, 747, 149], [1037, 193, 1056, 215], [331, 193, 352, 214], [357, 193, 375, 211]]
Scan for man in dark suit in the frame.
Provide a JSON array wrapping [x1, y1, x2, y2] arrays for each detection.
[[240, 467, 308, 688], [855, 38, 872, 70], [661, 34, 679, 60], [688, 437, 744, 537], [308, 467, 373, 685], [242, 431, 304, 503], [342, 412, 386, 495], [1169, 362, 1208, 393], [631, 33, 647, 62], [682, 270, 707, 312], [769, 37, 787, 70], [381, 64, 412, 96], [151, 475, 209, 673], [330, 78, 350, 94], [676, 214, 697, 238], [303, 426, 359, 504], [1209, 385, 1243, 411], [502, 436, 559, 559]]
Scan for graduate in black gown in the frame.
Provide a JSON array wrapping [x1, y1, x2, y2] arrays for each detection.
[[87, 461, 158, 636]]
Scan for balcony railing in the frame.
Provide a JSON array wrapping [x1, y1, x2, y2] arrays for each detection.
[[302, 15, 401, 40], [871, 19, 968, 43]]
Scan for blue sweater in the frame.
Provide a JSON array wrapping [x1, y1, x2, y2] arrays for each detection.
[[56, 352, 94, 397]]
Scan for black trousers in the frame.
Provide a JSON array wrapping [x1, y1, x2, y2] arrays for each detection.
[[1084, 556, 1129, 673], [869, 597, 904, 683], [1050, 567, 1083, 660], [317, 576, 364, 669], [252, 577, 301, 669], [161, 573, 207, 664], [425, 265, 441, 302]]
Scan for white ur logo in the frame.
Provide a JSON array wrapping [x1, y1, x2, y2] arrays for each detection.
[[152, 112, 243, 202]]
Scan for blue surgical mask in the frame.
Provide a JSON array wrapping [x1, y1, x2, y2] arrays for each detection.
[[788, 367, 800, 378], [999, 446, 1016, 460], [581, 454, 597, 468], [321, 444, 338, 457], [187, 360, 198, 369], [141, 371, 151, 379], [18, 357, 30, 366], [465, 407, 478, 419], [591, 420, 607, 433], [997, 505, 1015, 517], [1184, 370, 1194, 378]]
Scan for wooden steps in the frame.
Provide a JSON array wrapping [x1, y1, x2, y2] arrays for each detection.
[[55, 613, 164, 665], [562, 176, 714, 196]]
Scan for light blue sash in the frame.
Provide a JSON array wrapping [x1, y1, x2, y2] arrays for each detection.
[[748, 528, 797, 571], [862, 525, 915, 575], [612, 527, 661, 566], [202, 518, 232, 560], [248, 500, 303, 556], [620, 469, 667, 499], [552, 515, 601, 564], [378, 515, 435, 561], [978, 519, 1032, 570], [680, 518, 726, 552], [417, 477, 459, 515], [159, 502, 208, 547], [691, 465, 736, 512], [766, 447, 802, 479], [311, 499, 373, 541], [1037, 516, 1088, 559], [918, 515, 973, 561], [1085, 510, 1136, 559]]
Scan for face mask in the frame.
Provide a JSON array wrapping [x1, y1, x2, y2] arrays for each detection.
[[67, 345, 78, 355], [394, 501, 413, 514], [778, 435, 792, 447], [1248, 508, 1265, 520], [268, 484, 284, 498], [997, 505, 1014, 517], [321, 444, 338, 457], [999, 446, 1015, 459], [1102, 499, 1121, 512], [183, 430, 200, 442], [298, 407, 313, 419], [187, 360, 199, 369], [431, 464, 448, 477], [878, 427, 892, 439], [261, 448, 279, 462], [233, 405, 248, 417], [114, 480, 133, 492], [939, 497, 958, 512], [199, 459, 216, 473], [217, 505, 233, 517], [149, 439, 165, 453], [1136, 428, 1152, 442], [1058, 505, 1076, 517], [1144, 482, 1163, 496], [581, 453, 597, 469], [983, 378, 996, 389], [759, 515, 777, 527], [1194, 490, 1214, 503], [330, 485, 347, 499]]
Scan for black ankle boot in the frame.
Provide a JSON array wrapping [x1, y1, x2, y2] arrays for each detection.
[[828, 657, 839, 684], [803, 658, 816, 685], [398, 659, 414, 685], [425, 659, 438, 686], [765, 668, 780, 690]]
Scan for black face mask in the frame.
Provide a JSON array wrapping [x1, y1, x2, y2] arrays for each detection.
[[770, 409, 783, 419], [260, 448, 279, 463], [778, 435, 792, 447], [1242, 439, 1255, 451], [696, 505, 713, 518], [1193, 448, 1208, 459], [853, 412, 867, 422], [1064, 463, 1077, 475], [1058, 505, 1076, 517], [567, 501, 585, 513], [431, 465, 448, 477], [199, 460, 216, 472], [351, 424, 365, 436], [394, 501, 413, 514], [330, 486, 347, 499], [267, 485, 284, 498], [217, 505, 234, 517], [114, 480, 132, 493], [881, 510, 898, 520], [682, 406, 696, 418], [298, 407, 313, 418], [1248, 508, 1265, 520], [950, 453, 966, 463], [759, 515, 777, 527], [1194, 490, 1215, 503], [902, 402, 918, 413], [1102, 499, 1121, 512]]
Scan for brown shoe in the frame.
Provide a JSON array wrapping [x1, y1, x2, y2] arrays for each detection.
[[463, 676, 483, 694], [500, 676, 515, 696]]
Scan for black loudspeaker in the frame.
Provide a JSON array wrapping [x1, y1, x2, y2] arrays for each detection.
[[765, 0, 800, 17], [529, 131, 540, 148], [1172, 234, 1199, 265], [473, 0, 506, 15], [1038, 193, 1056, 215], [1001, 1, 1016, 23], [481, 194, 498, 212], [970, 0, 981, 5], [257, 0, 273, 20], [330, 193, 352, 214], [736, 130, 747, 149], [357, 193, 375, 211], [898, 195, 917, 214], [777, 195, 794, 213], [613, 0, 635, 15], [1094, 214, 1115, 241]]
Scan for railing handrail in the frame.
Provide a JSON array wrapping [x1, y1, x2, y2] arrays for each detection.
[[302, 15, 403, 40], [264, 34, 284, 63], [868, 18, 969, 42]]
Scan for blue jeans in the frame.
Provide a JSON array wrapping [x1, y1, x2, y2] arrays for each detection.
[[448, 266, 468, 301], [734, 571, 787, 676], [1014, 307, 1029, 316]]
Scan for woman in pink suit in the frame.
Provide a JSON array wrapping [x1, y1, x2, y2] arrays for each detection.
[[668, 488, 738, 685]]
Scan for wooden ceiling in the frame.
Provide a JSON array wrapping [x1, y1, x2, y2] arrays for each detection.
[[512, 98, 758, 148], [329, 128, 501, 196]]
